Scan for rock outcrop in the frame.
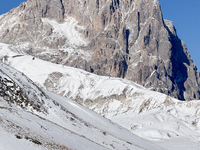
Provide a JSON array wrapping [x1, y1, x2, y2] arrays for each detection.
[[0, 63, 47, 112], [0, 0, 199, 100]]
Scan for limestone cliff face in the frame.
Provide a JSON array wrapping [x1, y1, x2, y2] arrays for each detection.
[[0, 0, 199, 100]]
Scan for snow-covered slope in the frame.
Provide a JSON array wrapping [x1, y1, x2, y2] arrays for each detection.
[[1, 43, 200, 150], [0, 55, 165, 149]]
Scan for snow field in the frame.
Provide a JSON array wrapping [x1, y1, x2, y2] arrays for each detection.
[[1, 43, 200, 149]]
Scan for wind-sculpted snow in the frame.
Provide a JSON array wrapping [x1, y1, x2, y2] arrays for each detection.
[[0, 48, 166, 149], [1, 43, 200, 149]]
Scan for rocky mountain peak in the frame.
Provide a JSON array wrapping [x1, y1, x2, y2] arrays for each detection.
[[164, 19, 177, 36], [0, 0, 199, 100]]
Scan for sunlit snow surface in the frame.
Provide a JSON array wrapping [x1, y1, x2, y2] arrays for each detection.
[[1, 43, 200, 150], [0, 63, 164, 150]]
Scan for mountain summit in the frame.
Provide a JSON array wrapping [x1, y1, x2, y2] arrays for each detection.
[[0, 0, 199, 100]]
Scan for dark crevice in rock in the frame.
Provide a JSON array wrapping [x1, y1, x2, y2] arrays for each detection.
[[60, 0, 65, 20], [125, 29, 130, 54], [144, 25, 151, 47]]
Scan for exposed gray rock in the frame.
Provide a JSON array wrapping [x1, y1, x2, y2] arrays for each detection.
[[0, 0, 199, 100], [0, 63, 48, 112]]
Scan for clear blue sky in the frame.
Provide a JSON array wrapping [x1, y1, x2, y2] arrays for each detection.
[[0, 1, 25, 15], [0, 0, 200, 69]]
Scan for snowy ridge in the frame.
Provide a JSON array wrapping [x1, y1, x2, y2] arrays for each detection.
[[1, 43, 200, 149], [0, 63, 48, 112]]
